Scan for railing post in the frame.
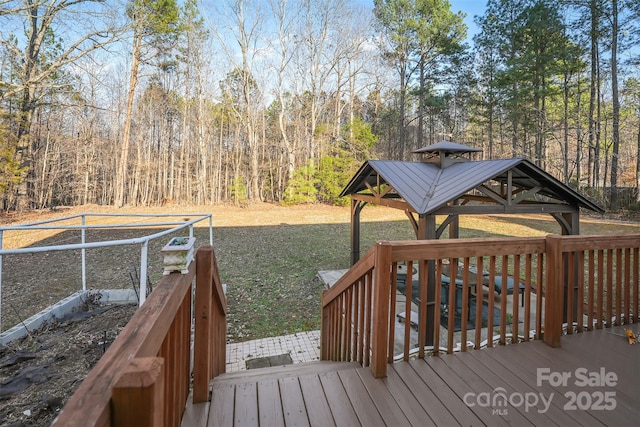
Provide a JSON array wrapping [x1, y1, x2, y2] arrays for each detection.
[[544, 235, 564, 347], [112, 357, 165, 427], [371, 241, 392, 378], [193, 246, 213, 403], [81, 214, 86, 291], [208, 215, 213, 246], [139, 240, 149, 306]]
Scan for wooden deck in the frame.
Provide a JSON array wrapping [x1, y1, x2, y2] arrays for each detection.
[[188, 325, 640, 427]]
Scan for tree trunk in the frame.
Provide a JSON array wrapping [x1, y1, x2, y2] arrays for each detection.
[[116, 30, 142, 207], [609, 0, 620, 210]]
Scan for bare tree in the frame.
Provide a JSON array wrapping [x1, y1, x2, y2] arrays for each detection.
[[268, 0, 298, 198], [114, 0, 182, 207], [0, 0, 122, 209], [212, 0, 265, 201]]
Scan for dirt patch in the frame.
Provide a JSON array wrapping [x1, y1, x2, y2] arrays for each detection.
[[0, 300, 136, 426]]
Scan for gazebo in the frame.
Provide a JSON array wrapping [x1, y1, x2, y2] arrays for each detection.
[[340, 141, 604, 346], [341, 141, 604, 265]]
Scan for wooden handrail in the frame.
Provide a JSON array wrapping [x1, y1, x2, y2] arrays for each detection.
[[55, 245, 226, 426], [320, 233, 640, 379]]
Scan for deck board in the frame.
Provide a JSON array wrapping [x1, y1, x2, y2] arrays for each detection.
[[233, 382, 258, 427], [380, 366, 436, 426], [203, 326, 640, 427], [467, 347, 576, 426], [208, 383, 234, 427], [256, 380, 284, 426], [298, 374, 336, 427], [337, 369, 386, 426], [484, 345, 605, 427], [391, 361, 459, 426], [318, 371, 361, 427], [278, 376, 310, 427], [436, 351, 536, 426], [355, 367, 411, 426]]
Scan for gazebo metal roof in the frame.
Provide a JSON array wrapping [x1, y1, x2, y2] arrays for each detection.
[[341, 158, 603, 216], [341, 141, 604, 265]]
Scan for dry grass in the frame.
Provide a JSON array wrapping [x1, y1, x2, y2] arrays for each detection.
[[1, 203, 639, 341]]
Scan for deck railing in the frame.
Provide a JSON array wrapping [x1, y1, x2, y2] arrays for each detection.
[[321, 234, 640, 378], [544, 233, 640, 346], [54, 245, 226, 427]]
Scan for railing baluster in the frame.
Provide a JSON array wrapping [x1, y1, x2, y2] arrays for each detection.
[[496, 256, 505, 345], [403, 261, 413, 361], [616, 249, 623, 325], [535, 252, 544, 339], [351, 282, 359, 362], [474, 256, 484, 349], [461, 257, 470, 352], [433, 260, 441, 355], [445, 259, 455, 354], [576, 251, 585, 333], [624, 248, 631, 324], [487, 256, 496, 348], [512, 254, 520, 344], [597, 249, 604, 329], [587, 250, 595, 330], [634, 248, 639, 322], [364, 271, 372, 367], [418, 259, 428, 359], [358, 278, 365, 364], [567, 251, 575, 334], [523, 254, 532, 341], [607, 249, 614, 327], [388, 265, 397, 363]]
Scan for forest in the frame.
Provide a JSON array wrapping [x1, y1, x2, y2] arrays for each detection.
[[1, 0, 640, 212]]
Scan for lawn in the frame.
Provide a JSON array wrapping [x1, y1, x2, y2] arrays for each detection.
[[1, 203, 639, 341]]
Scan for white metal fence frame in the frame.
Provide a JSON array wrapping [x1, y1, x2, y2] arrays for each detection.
[[0, 213, 213, 331]]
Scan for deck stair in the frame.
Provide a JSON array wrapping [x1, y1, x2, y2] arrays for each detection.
[[206, 361, 360, 427]]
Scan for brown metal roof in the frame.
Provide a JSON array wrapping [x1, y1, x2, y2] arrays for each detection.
[[340, 158, 604, 215]]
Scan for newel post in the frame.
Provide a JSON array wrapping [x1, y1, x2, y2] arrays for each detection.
[[544, 235, 564, 347], [193, 246, 214, 403], [112, 357, 165, 426], [371, 241, 392, 378]]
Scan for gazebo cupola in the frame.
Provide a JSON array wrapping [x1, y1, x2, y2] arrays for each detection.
[[413, 140, 482, 169]]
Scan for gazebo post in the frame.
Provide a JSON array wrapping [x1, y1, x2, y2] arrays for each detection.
[[350, 199, 366, 265], [418, 214, 437, 346]]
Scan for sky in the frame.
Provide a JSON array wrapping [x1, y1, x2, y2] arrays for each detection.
[[449, 0, 488, 40]]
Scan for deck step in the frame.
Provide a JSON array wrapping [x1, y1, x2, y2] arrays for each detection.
[[212, 361, 359, 385]]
